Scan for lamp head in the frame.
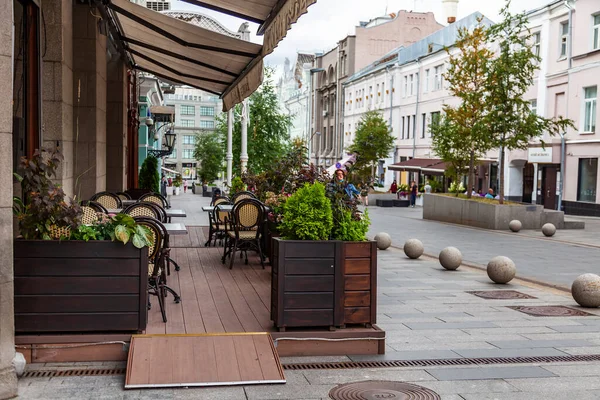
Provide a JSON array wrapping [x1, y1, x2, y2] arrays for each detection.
[[145, 118, 154, 127]]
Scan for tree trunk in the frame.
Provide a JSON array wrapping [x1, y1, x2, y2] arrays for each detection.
[[499, 145, 505, 205], [467, 149, 475, 199]]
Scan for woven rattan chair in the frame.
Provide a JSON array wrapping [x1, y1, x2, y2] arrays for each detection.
[[210, 196, 230, 207], [207, 201, 232, 247], [81, 206, 99, 225], [90, 192, 122, 209], [232, 191, 257, 204], [123, 202, 161, 220], [139, 192, 170, 210], [222, 198, 265, 269], [116, 191, 132, 201]]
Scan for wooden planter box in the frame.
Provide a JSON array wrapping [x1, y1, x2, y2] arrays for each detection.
[[14, 240, 148, 334], [271, 239, 377, 330]]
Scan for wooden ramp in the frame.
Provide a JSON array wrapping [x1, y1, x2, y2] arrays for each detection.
[[125, 333, 286, 389]]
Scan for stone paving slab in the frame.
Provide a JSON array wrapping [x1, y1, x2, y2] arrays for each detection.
[[488, 339, 595, 349], [453, 348, 569, 358], [506, 376, 600, 392], [460, 391, 600, 400], [426, 365, 556, 381], [348, 350, 462, 362]]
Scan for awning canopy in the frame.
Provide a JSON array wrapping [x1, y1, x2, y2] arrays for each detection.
[[389, 158, 442, 171], [149, 106, 175, 116], [161, 166, 181, 175], [102, 0, 316, 111]]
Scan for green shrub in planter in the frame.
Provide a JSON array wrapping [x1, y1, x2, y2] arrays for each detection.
[[139, 156, 160, 193], [332, 209, 370, 242], [281, 182, 333, 240]]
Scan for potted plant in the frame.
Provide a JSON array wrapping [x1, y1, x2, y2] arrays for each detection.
[[172, 175, 183, 195], [12, 147, 152, 334]]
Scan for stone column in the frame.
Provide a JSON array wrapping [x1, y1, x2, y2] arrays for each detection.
[[0, 0, 17, 397], [72, 3, 107, 200], [106, 58, 127, 192], [240, 99, 248, 173], [226, 109, 233, 184]]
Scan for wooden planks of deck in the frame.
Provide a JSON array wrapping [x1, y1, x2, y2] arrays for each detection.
[[125, 333, 285, 388]]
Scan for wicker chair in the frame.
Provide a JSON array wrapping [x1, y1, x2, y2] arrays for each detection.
[[139, 192, 170, 210], [222, 198, 265, 269], [207, 201, 232, 247], [123, 202, 161, 220], [81, 206, 99, 225], [116, 191, 132, 201], [210, 196, 230, 206], [90, 192, 122, 210], [232, 191, 257, 204]]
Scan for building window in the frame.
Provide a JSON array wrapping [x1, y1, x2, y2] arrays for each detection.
[[583, 86, 597, 133], [407, 116, 411, 139], [181, 105, 195, 115], [403, 76, 408, 97], [532, 32, 541, 57], [421, 113, 426, 138], [530, 99, 538, 115], [594, 14, 600, 50], [430, 111, 440, 137], [560, 22, 569, 58], [180, 119, 194, 127], [401, 116, 405, 139], [200, 120, 215, 129], [434, 65, 443, 90], [200, 106, 215, 116], [182, 149, 195, 159], [171, 148, 178, 158], [376, 84, 380, 102], [183, 135, 195, 145], [424, 69, 430, 93], [369, 86, 373, 107], [381, 82, 385, 102], [348, 92, 352, 110], [578, 158, 598, 202], [409, 74, 414, 96]]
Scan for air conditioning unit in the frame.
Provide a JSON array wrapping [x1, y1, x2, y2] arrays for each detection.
[[322, 110, 328, 117]]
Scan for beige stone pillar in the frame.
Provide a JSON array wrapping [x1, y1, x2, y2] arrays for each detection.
[[106, 58, 127, 192], [0, 0, 17, 397], [72, 3, 107, 200]]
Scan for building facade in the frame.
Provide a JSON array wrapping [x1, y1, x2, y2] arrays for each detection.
[[311, 11, 444, 167]]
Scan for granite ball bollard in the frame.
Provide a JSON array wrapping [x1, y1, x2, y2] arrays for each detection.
[[572, 273, 600, 308], [542, 223, 556, 237], [374, 232, 392, 250], [509, 220, 522, 232], [487, 256, 516, 284], [439, 247, 462, 270], [404, 239, 424, 259]]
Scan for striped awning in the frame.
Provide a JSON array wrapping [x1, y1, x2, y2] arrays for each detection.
[[102, 0, 316, 111]]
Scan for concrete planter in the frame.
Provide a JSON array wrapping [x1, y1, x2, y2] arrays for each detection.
[[423, 194, 565, 230]]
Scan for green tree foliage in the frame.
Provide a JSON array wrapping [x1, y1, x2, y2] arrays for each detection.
[[281, 182, 333, 241], [485, 1, 573, 203], [348, 110, 395, 178], [216, 67, 292, 174], [194, 130, 225, 184], [138, 155, 159, 193], [431, 18, 494, 198]]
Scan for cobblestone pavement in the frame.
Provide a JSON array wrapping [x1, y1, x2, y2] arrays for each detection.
[[17, 246, 600, 399], [366, 206, 600, 289]]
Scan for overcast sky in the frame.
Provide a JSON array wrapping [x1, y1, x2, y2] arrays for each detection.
[[171, 0, 552, 68]]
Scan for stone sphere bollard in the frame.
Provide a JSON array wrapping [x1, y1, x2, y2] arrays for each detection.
[[572, 273, 600, 308], [439, 247, 462, 270], [374, 232, 392, 250], [542, 223, 556, 237], [487, 256, 516, 284], [404, 239, 424, 259], [509, 220, 522, 232]]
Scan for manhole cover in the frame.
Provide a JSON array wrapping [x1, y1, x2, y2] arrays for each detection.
[[329, 380, 441, 400], [507, 305, 594, 317], [468, 290, 537, 300]]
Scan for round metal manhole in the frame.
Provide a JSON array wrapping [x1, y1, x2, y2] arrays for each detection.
[[329, 380, 441, 400], [508, 305, 593, 317], [468, 290, 536, 300]]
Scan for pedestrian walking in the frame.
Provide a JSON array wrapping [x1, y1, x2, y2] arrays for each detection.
[[410, 180, 418, 207], [160, 175, 168, 198], [390, 180, 398, 195], [183, 179, 188, 193], [424, 181, 432, 194]]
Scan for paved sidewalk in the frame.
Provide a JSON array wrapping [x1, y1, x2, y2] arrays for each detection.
[[366, 206, 600, 289], [17, 247, 600, 399]]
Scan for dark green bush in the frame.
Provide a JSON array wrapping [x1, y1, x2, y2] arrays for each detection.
[[281, 182, 333, 240], [138, 156, 159, 193], [331, 209, 370, 242]]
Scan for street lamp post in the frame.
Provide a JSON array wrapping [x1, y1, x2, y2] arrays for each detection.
[[308, 67, 325, 164]]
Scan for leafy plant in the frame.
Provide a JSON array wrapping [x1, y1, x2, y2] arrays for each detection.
[[331, 210, 370, 242], [194, 130, 225, 184], [448, 181, 465, 194], [70, 224, 100, 241], [13, 147, 82, 240], [281, 182, 333, 241], [139, 156, 160, 192], [173, 175, 183, 188], [71, 213, 152, 249], [229, 176, 246, 195]]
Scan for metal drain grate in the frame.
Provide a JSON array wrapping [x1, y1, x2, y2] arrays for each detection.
[[283, 354, 600, 371], [329, 380, 440, 400], [22, 368, 126, 378], [468, 290, 537, 300], [507, 305, 595, 317]]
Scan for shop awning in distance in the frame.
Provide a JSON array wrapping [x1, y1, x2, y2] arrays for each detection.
[[102, 0, 316, 111], [388, 158, 442, 172]]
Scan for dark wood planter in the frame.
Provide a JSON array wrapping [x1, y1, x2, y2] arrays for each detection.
[[271, 239, 377, 330], [341, 242, 377, 327], [14, 240, 149, 334]]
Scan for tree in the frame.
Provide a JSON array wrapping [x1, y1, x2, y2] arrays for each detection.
[[485, 1, 573, 204], [431, 18, 494, 198], [347, 110, 395, 179], [216, 67, 292, 175], [194, 130, 225, 184], [138, 155, 159, 193]]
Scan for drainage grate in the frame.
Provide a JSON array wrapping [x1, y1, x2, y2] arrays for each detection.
[[468, 290, 537, 300], [283, 354, 600, 371], [507, 305, 594, 317], [329, 380, 440, 400], [22, 368, 126, 378]]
